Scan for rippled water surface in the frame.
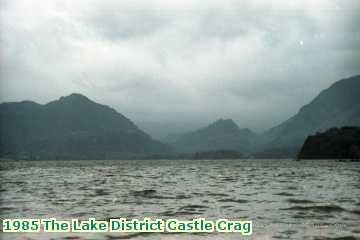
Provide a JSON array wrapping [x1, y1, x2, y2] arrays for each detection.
[[1, 159, 360, 240]]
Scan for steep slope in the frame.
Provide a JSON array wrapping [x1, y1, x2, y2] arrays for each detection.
[[0, 93, 171, 160], [263, 75, 360, 151], [173, 119, 256, 154]]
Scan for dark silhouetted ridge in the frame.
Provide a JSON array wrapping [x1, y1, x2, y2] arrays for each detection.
[[298, 127, 360, 160]]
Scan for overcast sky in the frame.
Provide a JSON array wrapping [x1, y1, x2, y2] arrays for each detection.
[[1, 0, 360, 136]]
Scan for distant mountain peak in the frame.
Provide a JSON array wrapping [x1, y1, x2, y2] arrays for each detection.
[[214, 118, 235, 124], [59, 93, 91, 102], [172, 118, 255, 154], [45, 93, 96, 107], [209, 118, 239, 130]]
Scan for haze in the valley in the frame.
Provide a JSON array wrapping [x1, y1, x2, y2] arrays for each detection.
[[1, 0, 360, 139]]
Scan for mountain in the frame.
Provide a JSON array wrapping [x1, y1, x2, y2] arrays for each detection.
[[298, 127, 360, 160], [171, 118, 256, 154], [261, 75, 360, 154], [0, 93, 172, 160]]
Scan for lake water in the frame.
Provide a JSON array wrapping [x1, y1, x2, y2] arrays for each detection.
[[1, 159, 359, 240]]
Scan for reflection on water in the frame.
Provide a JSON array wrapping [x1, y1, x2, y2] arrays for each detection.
[[0, 159, 359, 239]]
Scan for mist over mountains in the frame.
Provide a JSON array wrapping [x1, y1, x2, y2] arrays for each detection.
[[0, 75, 359, 160], [170, 119, 256, 154]]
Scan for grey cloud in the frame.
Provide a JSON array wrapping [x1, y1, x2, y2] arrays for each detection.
[[1, 0, 359, 136], [86, 11, 172, 41]]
